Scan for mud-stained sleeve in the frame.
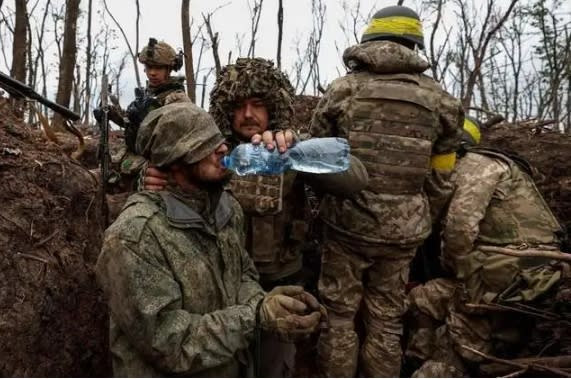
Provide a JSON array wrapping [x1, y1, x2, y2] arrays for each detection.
[[309, 77, 355, 138], [433, 91, 464, 155], [96, 227, 259, 375], [442, 155, 510, 268]]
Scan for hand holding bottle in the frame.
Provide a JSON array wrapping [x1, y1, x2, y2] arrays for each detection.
[[222, 137, 350, 176]]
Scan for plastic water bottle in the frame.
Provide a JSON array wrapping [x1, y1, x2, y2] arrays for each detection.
[[222, 137, 350, 176]]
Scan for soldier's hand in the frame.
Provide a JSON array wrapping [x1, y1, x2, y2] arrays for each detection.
[[143, 166, 168, 191], [251, 129, 295, 153], [259, 285, 325, 338]]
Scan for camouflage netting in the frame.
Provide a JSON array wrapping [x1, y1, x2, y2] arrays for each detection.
[[0, 98, 111, 376], [209, 58, 295, 136]]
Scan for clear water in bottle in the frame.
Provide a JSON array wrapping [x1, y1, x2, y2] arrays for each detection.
[[222, 137, 350, 176]]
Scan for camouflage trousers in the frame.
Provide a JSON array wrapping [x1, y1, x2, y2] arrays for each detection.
[[317, 231, 418, 377]]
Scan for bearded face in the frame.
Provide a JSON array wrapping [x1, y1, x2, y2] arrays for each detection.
[[231, 97, 270, 140], [185, 142, 232, 186]]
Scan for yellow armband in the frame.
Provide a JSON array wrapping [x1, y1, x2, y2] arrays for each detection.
[[430, 152, 457, 171]]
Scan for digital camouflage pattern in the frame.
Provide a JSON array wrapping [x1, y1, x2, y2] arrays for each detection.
[[317, 231, 417, 377], [136, 102, 224, 168], [406, 149, 565, 376], [310, 40, 463, 245], [96, 189, 265, 377], [442, 150, 563, 301], [310, 40, 463, 377], [209, 57, 295, 138]]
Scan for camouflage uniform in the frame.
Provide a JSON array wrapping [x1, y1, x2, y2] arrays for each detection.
[[309, 40, 463, 377], [108, 39, 190, 191], [407, 148, 564, 377], [210, 58, 369, 377], [96, 103, 265, 377]]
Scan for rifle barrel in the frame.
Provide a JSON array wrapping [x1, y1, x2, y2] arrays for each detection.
[[0, 71, 80, 121]]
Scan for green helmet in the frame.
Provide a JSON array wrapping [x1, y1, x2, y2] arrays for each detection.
[[462, 115, 482, 146], [138, 38, 184, 71], [361, 5, 425, 49], [136, 102, 225, 168], [209, 58, 295, 137]]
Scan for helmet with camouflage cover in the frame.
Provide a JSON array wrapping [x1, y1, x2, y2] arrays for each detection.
[[361, 5, 425, 49], [136, 102, 225, 168], [209, 57, 295, 137], [138, 38, 184, 71]]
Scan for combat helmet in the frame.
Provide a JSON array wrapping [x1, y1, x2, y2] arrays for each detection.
[[361, 5, 425, 49], [462, 115, 482, 146], [209, 58, 295, 137], [136, 102, 225, 168], [138, 38, 184, 71]]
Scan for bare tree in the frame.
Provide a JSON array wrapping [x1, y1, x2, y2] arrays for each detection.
[[276, 0, 283, 68], [246, 0, 264, 58], [528, 0, 571, 126], [103, 0, 141, 86], [454, 0, 519, 108], [53, 0, 80, 129], [0, 9, 15, 70], [10, 0, 27, 82], [292, 0, 326, 95], [202, 4, 231, 75], [84, 0, 93, 124], [182, 0, 196, 102], [493, 5, 527, 121], [421, 0, 454, 83]]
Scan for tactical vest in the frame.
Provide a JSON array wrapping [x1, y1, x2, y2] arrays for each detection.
[[230, 171, 307, 280], [347, 73, 439, 195], [468, 148, 562, 245]]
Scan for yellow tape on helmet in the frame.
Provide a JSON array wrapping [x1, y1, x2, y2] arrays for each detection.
[[363, 16, 423, 38]]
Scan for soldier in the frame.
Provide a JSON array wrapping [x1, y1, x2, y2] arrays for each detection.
[[95, 38, 189, 192], [143, 57, 369, 377], [309, 5, 464, 377], [407, 117, 566, 377], [95, 102, 326, 377]]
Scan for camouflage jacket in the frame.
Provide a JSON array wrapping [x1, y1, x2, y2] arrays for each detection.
[[95, 188, 264, 377], [310, 41, 463, 245], [442, 150, 563, 302]]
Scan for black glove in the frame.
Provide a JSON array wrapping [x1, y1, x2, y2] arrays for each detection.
[[125, 89, 161, 152]]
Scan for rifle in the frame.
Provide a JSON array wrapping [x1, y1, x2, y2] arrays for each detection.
[[99, 74, 110, 226], [0, 71, 80, 121], [0, 71, 85, 159]]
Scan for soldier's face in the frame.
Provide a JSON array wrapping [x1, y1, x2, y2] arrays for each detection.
[[189, 142, 231, 184], [144, 64, 170, 87], [232, 98, 269, 140]]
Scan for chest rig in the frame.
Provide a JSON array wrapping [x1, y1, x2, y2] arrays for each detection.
[[347, 73, 439, 194], [230, 172, 306, 276]]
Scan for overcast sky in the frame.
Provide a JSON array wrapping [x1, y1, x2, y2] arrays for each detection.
[[105, 0, 382, 105], [0, 0, 569, 109]]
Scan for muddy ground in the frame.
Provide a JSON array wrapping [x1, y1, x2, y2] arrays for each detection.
[[0, 95, 570, 376], [0, 99, 111, 376]]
